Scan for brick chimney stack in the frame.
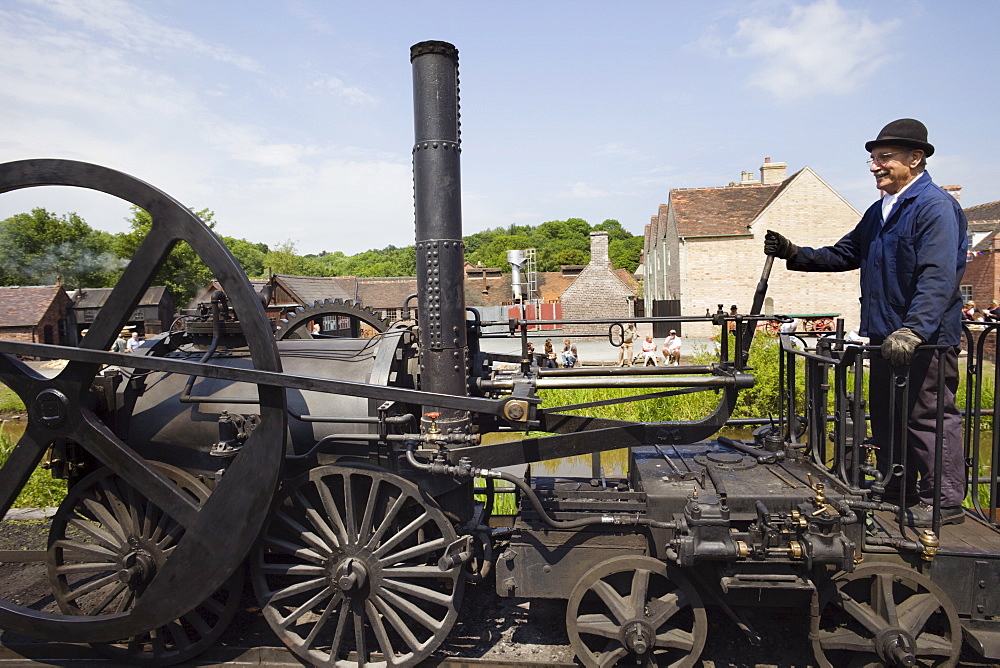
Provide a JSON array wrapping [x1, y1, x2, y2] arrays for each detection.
[[590, 230, 609, 266], [941, 184, 962, 203], [760, 157, 787, 185]]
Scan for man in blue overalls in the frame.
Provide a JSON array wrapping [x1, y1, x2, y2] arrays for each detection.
[[765, 119, 968, 527]]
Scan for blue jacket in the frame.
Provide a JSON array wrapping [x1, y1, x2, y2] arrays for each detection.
[[788, 172, 967, 345]]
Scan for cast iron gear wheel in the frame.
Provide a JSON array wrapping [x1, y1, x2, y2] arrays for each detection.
[[274, 298, 389, 340]]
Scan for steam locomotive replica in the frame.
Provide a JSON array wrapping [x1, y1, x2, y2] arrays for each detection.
[[1, 40, 1000, 668]]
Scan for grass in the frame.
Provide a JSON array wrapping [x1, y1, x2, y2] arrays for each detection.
[[0, 423, 67, 509], [0, 382, 25, 415]]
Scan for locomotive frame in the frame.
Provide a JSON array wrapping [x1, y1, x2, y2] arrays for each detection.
[[0, 40, 999, 667]]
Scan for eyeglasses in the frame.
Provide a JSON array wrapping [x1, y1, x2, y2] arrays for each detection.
[[866, 150, 908, 166]]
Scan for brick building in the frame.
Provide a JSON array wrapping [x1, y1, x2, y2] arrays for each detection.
[[961, 198, 1000, 306], [644, 159, 862, 338], [560, 231, 640, 335], [0, 285, 75, 346]]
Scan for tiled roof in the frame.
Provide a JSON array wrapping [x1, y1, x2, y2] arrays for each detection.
[[966, 200, 1000, 222], [356, 278, 418, 310], [273, 275, 356, 304], [0, 285, 66, 327], [612, 268, 641, 293], [71, 286, 169, 309], [464, 271, 579, 307], [669, 171, 799, 237]]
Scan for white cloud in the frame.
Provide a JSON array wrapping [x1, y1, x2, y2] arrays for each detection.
[[24, 0, 262, 72], [728, 0, 899, 100], [309, 77, 379, 106]]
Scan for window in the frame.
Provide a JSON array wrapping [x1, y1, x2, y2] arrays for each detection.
[[961, 285, 973, 303]]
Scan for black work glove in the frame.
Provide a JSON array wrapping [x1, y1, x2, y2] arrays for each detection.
[[881, 327, 923, 366], [764, 229, 797, 259]]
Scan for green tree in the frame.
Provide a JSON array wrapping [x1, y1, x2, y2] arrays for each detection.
[[609, 236, 643, 273], [222, 236, 269, 278], [594, 219, 631, 241], [0, 208, 119, 289], [113, 207, 217, 308]]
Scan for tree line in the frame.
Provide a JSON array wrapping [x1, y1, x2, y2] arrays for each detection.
[[0, 208, 643, 307]]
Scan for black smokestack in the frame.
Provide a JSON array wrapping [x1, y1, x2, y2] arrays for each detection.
[[411, 40, 469, 431]]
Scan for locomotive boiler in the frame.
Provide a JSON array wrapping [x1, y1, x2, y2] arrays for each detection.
[[1, 40, 1000, 668]]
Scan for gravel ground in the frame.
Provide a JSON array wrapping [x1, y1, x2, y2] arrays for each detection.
[[1, 519, 996, 667]]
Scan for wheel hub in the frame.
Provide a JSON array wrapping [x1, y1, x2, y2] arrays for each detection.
[[334, 557, 369, 594], [875, 628, 916, 667], [620, 619, 654, 655], [117, 551, 156, 588], [30, 388, 69, 430]]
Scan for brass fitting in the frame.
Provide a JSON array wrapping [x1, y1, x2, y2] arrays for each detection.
[[919, 529, 939, 562], [735, 540, 750, 559]]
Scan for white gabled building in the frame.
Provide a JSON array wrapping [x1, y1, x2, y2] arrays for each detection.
[[644, 159, 862, 338]]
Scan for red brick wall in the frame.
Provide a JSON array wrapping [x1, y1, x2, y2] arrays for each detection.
[[964, 251, 999, 306]]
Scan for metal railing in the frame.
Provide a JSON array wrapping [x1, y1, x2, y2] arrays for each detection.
[[777, 321, 1000, 530]]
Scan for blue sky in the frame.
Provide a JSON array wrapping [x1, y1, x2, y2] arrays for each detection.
[[1, 0, 997, 256]]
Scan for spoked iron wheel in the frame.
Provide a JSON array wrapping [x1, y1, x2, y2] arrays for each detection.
[[252, 464, 465, 667], [48, 463, 244, 666], [811, 562, 961, 668], [0, 159, 285, 642], [566, 555, 707, 668]]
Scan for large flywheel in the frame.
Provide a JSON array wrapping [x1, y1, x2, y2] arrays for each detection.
[[811, 562, 961, 668], [251, 463, 465, 667], [0, 159, 286, 642]]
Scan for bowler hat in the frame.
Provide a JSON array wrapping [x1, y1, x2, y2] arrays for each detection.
[[865, 118, 934, 156]]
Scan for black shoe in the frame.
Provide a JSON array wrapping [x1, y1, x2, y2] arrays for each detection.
[[904, 502, 965, 528]]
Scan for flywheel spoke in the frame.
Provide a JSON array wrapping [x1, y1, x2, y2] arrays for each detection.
[[647, 590, 686, 628], [0, 351, 44, 397], [0, 425, 50, 516], [74, 413, 200, 528], [74, 224, 176, 353]]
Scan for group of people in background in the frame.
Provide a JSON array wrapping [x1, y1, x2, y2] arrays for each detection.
[[538, 338, 578, 368], [617, 323, 682, 367], [963, 301, 1000, 323], [111, 329, 144, 353]]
